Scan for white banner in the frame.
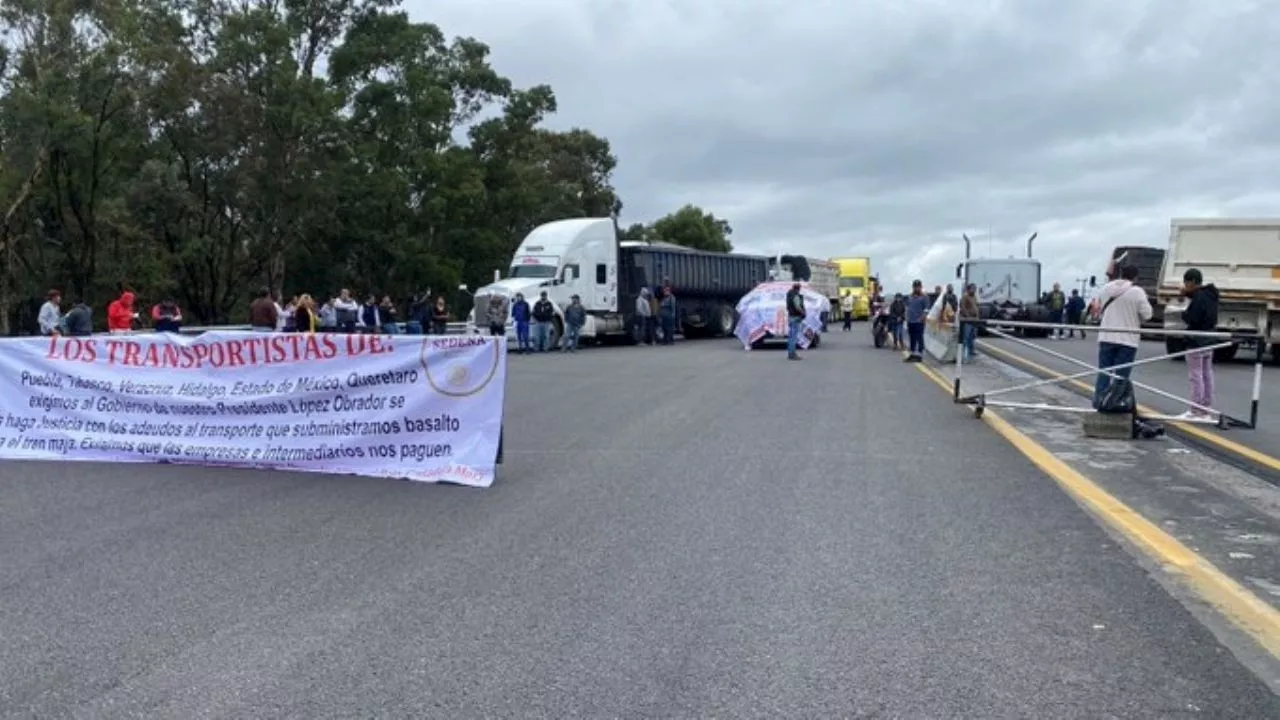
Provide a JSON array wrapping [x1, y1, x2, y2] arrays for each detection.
[[0, 332, 506, 487]]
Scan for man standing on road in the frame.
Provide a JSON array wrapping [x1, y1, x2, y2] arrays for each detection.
[[841, 293, 854, 331], [904, 280, 930, 362], [532, 291, 555, 352], [958, 284, 980, 362], [785, 282, 806, 361], [1179, 268, 1219, 420], [1047, 282, 1066, 339], [1093, 264, 1152, 408], [1066, 289, 1086, 339]]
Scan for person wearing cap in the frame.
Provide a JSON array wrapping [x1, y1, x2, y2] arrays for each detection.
[[531, 290, 555, 351], [38, 290, 63, 336], [562, 294, 586, 352], [903, 280, 930, 361]]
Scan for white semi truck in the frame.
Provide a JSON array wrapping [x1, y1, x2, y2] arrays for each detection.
[[1159, 218, 1280, 363], [464, 218, 769, 346]]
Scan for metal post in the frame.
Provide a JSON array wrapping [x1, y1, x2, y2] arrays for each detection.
[[1252, 339, 1265, 429], [953, 321, 963, 401]]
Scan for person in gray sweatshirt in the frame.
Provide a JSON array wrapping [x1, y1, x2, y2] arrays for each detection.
[[563, 295, 587, 352], [634, 288, 654, 345]]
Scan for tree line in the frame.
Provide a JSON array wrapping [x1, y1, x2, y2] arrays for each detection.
[[0, 0, 735, 333]]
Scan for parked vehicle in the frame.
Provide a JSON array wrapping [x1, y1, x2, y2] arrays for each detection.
[[954, 233, 1052, 337], [1158, 218, 1280, 363], [831, 257, 873, 320], [769, 255, 839, 329], [465, 218, 769, 346], [1107, 245, 1166, 330]]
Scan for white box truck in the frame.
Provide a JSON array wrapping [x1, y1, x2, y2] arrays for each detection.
[[1159, 218, 1280, 363]]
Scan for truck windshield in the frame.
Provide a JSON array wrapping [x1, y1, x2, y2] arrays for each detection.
[[966, 261, 1040, 304], [508, 264, 556, 279], [839, 277, 865, 288]]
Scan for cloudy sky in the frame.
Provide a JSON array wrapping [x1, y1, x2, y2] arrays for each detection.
[[411, 0, 1279, 293]]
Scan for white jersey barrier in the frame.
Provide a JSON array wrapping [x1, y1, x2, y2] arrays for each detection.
[[0, 332, 507, 487], [924, 294, 958, 363]]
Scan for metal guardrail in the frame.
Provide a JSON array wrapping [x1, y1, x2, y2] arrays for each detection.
[[953, 319, 1265, 430]]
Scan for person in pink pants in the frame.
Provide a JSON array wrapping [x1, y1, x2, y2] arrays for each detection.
[[1179, 268, 1220, 420]]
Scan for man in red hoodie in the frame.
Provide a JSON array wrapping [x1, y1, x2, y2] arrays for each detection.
[[107, 291, 138, 333]]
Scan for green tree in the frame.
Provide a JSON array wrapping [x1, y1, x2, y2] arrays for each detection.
[[648, 204, 734, 252], [0, 0, 633, 332]]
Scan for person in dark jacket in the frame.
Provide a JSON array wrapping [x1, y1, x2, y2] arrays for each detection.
[[151, 298, 183, 333], [889, 293, 906, 350], [1065, 289, 1086, 339], [785, 282, 805, 361], [61, 300, 94, 337], [1180, 268, 1219, 419], [531, 291, 555, 351], [562, 295, 586, 352]]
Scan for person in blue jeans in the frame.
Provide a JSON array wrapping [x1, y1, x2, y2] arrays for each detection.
[[903, 280, 930, 361], [1091, 264, 1152, 407], [511, 293, 531, 353], [785, 283, 806, 360], [562, 295, 586, 352]]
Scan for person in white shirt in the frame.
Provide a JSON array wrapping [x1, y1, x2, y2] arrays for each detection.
[[1093, 263, 1152, 407], [38, 290, 63, 335]]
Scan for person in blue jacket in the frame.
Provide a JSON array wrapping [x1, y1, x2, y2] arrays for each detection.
[[511, 293, 531, 353]]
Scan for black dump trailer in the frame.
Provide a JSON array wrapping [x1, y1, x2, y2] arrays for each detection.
[[1109, 245, 1166, 328], [619, 244, 769, 338]]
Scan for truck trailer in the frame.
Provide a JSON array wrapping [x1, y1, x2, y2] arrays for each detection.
[[1107, 245, 1166, 329], [1159, 218, 1280, 363], [465, 218, 769, 346]]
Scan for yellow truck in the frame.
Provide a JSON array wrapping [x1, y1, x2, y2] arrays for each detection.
[[831, 257, 873, 320]]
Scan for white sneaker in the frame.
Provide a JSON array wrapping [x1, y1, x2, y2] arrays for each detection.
[[1174, 411, 1198, 420]]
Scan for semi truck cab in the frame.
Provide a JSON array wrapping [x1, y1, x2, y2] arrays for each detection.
[[831, 257, 872, 320]]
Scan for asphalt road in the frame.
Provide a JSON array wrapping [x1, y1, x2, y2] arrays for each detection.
[[2, 332, 1278, 717], [980, 334, 1280, 460]]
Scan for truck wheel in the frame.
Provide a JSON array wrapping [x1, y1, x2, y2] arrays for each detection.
[[714, 304, 736, 336], [1165, 337, 1186, 362], [1213, 343, 1238, 364], [550, 318, 563, 349]]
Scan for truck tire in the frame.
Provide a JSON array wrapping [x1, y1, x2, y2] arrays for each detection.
[[1213, 343, 1238, 364], [713, 303, 736, 337], [1166, 337, 1186, 362], [550, 318, 563, 350]]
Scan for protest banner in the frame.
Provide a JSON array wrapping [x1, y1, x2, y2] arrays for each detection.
[[0, 332, 506, 487]]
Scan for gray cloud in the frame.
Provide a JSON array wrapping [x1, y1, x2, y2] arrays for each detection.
[[412, 0, 1280, 291]]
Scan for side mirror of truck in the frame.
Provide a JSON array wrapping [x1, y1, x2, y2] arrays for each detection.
[[1088, 276, 1096, 287], [955, 264, 963, 279]]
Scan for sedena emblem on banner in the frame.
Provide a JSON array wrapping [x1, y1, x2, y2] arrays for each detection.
[[0, 332, 508, 487]]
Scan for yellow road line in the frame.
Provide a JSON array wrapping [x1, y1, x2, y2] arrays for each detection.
[[977, 341, 1280, 473], [912, 360, 1280, 660]]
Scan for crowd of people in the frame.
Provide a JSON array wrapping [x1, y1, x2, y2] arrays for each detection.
[[36, 286, 461, 338]]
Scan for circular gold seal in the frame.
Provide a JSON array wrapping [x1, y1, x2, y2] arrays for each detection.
[[419, 337, 502, 397]]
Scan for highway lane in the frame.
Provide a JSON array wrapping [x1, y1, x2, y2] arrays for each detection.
[[2, 333, 1278, 717], [979, 335, 1280, 466]]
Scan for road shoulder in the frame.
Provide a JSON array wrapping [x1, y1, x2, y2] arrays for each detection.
[[916, 353, 1280, 690]]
